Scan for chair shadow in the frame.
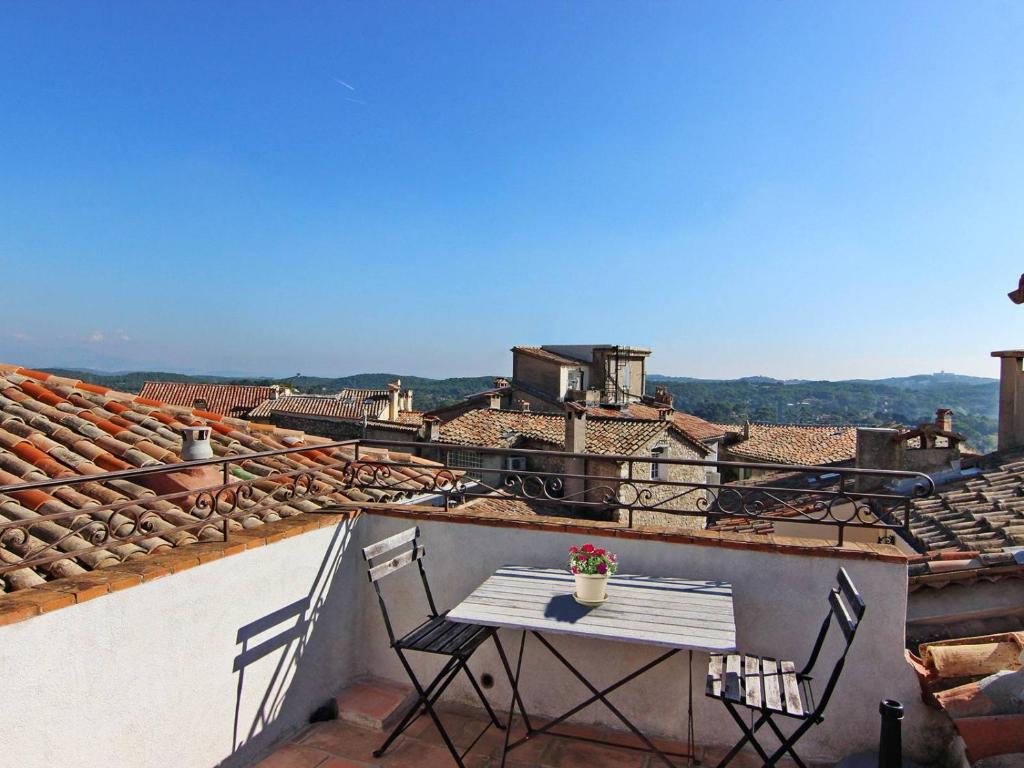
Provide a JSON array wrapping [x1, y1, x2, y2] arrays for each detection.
[[217, 519, 356, 768]]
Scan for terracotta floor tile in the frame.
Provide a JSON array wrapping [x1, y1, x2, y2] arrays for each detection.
[[297, 721, 393, 762], [376, 738, 490, 768], [254, 743, 333, 768], [540, 737, 649, 768], [318, 758, 378, 768], [336, 680, 415, 730]]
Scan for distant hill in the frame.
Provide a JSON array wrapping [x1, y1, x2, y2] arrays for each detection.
[[647, 373, 998, 453], [43, 367, 1000, 453], [42, 368, 496, 413]]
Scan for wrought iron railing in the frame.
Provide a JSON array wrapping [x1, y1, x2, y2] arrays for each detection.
[[0, 438, 933, 583]]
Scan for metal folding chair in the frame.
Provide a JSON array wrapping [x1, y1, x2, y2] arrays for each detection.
[[362, 526, 516, 767], [706, 567, 866, 768]]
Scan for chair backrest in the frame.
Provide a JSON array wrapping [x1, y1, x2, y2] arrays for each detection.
[[801, 567, 867, 718], [362, 526, 437, 643]]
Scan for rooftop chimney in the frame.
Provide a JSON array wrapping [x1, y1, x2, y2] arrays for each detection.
[[494, 377, 510, 389], [992, 350, 1024, 451], [935, 408, 953, 433], [421, 416, 440, 442], [403, 390, 414, 412], [180, 426, 214, 461], [657, 406, 671, 421], [519, 400, 530, 412], [564, 406, 587, 502], [654, 385, 674, 407], [584, 389, 601, 407], [488, 393, 502, 409], [387, 379, 401, 421]]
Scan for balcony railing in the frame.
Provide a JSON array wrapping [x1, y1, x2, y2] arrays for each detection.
[[0, 438, 933, 581]]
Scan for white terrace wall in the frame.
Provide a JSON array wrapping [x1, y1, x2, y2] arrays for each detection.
[[0, 517, 364, 768], [360, 514, 953, 766]]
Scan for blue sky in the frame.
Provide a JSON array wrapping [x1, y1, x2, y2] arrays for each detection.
[[1, 2, 1022, 379]]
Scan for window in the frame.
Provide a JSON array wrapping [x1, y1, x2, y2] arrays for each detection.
[[506, 456, 528, 472], [448, 449, 484, 480], [566, 368, 583, 391], [622, 364, 632, 392], [650, 444, 667, 480]]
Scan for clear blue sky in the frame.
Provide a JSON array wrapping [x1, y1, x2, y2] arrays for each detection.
[[1, 2, 1021, 380]]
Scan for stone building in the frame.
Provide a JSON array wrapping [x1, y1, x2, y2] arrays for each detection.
[[427, 406, 714, 529], [247, 380, 420, 439]]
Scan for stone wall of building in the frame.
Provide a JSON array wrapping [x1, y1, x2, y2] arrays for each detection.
[[511, 352, 564, 400], [619, 431, 708, 529]]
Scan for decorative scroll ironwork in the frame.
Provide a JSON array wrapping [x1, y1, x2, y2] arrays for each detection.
[[0, 437, 934, 581]]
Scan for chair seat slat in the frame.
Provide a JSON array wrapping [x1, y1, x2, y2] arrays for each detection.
[[762, 659, 782, 712], [437, 622, 485, 654], [743, 655, 762, 708], [724, 654, 742, 703], [400, 615, 447, 647], [706, 654, 723, 697], [780, 661, 803, 716]]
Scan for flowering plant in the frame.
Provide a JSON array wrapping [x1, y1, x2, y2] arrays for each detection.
[[568, 543, 618, 576]]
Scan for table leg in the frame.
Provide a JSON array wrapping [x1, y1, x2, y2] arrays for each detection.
[[687, 649, 697, 767], [527, 631, 683, 768], [500, 630, 527, 768]]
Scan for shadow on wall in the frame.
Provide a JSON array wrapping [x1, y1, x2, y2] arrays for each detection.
[[217, 521, 360, 768]]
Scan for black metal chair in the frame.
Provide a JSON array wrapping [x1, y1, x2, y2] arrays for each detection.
[[706, 567, 866, 768], [362, 526, 516, 767]]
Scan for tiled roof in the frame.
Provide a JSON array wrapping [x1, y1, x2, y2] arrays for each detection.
[[587, 404, 724, 445], [394, 411, 425, 426], [717, 422, 857, 466], [511, 346, 586, 366], [436, 409, 669, 455], [0, 364, 447, 593], [139, 382, 276, 418], [907, 453, 1024, 555], [248, 391, 388, 421]]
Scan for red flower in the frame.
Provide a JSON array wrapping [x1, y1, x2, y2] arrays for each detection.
[[581, 543, 595, 553], [569, 546, 579, 554], [595, 548, 606, 556]]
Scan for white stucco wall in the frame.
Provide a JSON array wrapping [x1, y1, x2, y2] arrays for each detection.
[[0, 517, 364, 768], [0, 511, 952, 767], [359, 515, 952, 765]]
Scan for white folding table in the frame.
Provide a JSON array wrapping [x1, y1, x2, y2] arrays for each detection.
[[448, 565, 737, 767]]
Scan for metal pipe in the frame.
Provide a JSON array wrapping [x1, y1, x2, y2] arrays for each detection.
[[878, 699, 903, 768]]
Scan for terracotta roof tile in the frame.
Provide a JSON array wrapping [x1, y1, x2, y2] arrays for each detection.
[[0, 365, 452, 594], [717, 422, 857, 466], [586, 403, 723, 446], [436, 409, 668, 455], [248, 391, 390, 421], [139, 382, 277, 418], [906, 453, 1024, 557]]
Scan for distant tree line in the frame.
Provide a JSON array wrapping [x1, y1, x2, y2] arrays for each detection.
[[45, 369, 999, 453]]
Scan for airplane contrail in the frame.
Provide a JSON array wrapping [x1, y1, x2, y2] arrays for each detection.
[[333, 78, 356, 91]]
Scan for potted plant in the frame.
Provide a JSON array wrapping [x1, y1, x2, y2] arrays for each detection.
[[569, 543, 617, 604]]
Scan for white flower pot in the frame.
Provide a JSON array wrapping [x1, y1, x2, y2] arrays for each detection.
[[575, 573, 609, 602]]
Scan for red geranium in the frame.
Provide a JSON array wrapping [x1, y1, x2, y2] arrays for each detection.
[[568, 543, 618, 576]]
